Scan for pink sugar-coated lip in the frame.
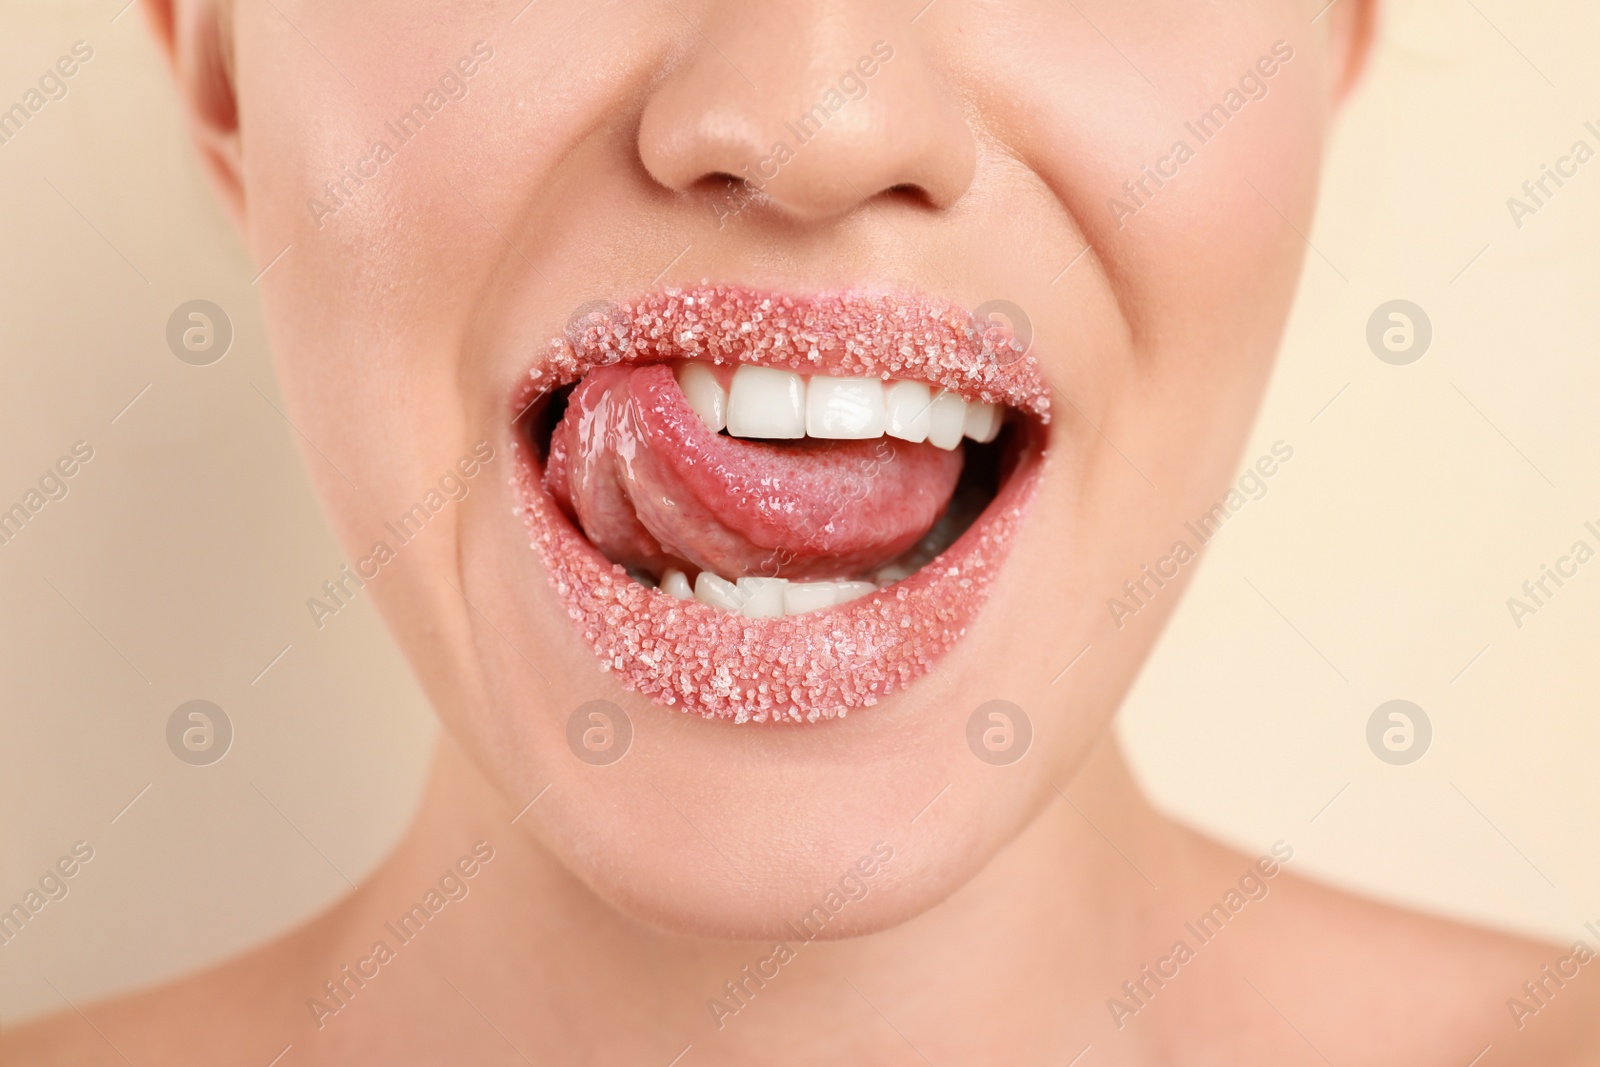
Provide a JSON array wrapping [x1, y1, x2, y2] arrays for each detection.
[[515, 444, 1041, 723], [510, 285, 1050, 723], [515, 285, 1053, 421]]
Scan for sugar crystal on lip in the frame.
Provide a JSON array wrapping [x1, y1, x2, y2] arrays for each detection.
[[520, 285, 1052, 418]]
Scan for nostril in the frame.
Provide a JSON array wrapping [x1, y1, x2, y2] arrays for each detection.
[[697, 172, 774, 225], [694, 172, 758, 199], [698, 173, 934, 226], [880, 182, 937, 210]]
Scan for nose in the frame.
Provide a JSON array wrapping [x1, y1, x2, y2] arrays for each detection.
[[637, 2, 977, 224]]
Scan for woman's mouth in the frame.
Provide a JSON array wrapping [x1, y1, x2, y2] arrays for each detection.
[[511, 286, 1050, 723]]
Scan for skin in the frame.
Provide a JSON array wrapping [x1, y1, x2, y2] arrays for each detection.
[[8, 0, 1599, 1063]]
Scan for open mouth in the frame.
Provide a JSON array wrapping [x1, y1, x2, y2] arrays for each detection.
[[511, 286, 1050, 723]]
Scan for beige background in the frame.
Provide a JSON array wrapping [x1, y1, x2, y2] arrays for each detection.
[[3, 0, 1597, 1026]]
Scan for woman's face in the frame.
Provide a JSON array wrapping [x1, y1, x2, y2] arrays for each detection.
[[226, 0, 1343, 937]]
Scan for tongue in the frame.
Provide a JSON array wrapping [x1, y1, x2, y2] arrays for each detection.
[[544, 364, 964, 580]]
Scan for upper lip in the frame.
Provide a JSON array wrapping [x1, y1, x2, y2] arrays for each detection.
[[510, 284, 1053, 424]]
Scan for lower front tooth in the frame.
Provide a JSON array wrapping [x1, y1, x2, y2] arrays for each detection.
[[661, 569, 695, 600], [783, 582, 838, 615], [693, 574, 877, 616], [874, 562, 914, 585], [694, 572, 744, 611], [784, 580, 876, 615], [831, 581, 876, 604], [735, 577, 787, 618]]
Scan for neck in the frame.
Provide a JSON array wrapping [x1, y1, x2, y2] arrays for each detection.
[[316, 729, 1195, 1063]]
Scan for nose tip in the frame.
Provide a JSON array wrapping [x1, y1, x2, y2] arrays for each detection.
[[637, 17, 976, 224]]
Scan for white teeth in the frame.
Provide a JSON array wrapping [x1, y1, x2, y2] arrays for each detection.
[[735, 577, 787, 618], [661, 568, 695, 600], [782, 581, 840, 616], [874, 562, 914, 586], [783, 579, 876, 615], [884, 380, 932, 443], [832, 580, 876, 604], [676, 363, 727, 433], [693, 571, 744, 611], [656, 373, 1002, 615], [679, 572, 881, 616], [782, 579, 873, 615], [726, 366, 806, 439], [806, 377, 886, 440], [707, 366, 1009, 445], [926, 390, 968, 451], [963, 401, 1001, 443]]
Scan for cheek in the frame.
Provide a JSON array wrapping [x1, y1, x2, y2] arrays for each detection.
[[980, 3, 1327, 308], [235, 10, 493, 530], [958, 4, 1331, 698], [1013, 17, 1326, 414], [233, 8, 523, 716]]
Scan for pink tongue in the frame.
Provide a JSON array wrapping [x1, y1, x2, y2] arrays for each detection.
[[544, 364, 963, 580]]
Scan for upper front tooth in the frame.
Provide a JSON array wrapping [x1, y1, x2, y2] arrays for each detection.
[[963, 401, 1001, 443], [806, 377, 886, 439], [884, 380, 932, 443], [727, 366, 806, 439], [676, 363, 727, 433], [926, 390, 968, 450]]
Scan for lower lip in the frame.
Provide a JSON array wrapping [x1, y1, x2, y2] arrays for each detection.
[[512, 428, 1043, 724]]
